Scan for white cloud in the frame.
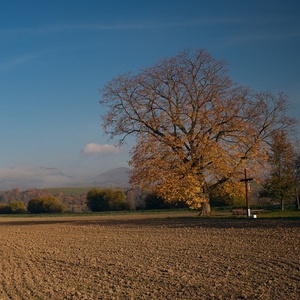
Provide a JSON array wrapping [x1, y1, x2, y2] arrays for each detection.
[[81, 143, 120, 156]]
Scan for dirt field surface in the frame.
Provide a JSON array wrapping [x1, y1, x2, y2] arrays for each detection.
[[0, 212, 299, 300]]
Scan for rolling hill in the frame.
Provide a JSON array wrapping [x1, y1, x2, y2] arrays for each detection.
[[91, 167, 131, 188]]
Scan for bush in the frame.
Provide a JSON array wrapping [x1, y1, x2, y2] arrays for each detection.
[[144, 193, 168, 209], [144, 193, 189, 210], [0, 203, 11, 214], [27, 196, 65, 213], [210, 191, 244, 207], [107, 189, 128, 210], [9, 201, 27, 214], [0, 201, 27, 214], [86, 188, 128, 212]]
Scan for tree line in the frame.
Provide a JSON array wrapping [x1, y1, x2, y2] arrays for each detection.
[[0, 187, 186, 214], [0, 188, 87, 212], [0, 168, 299, 214], [0, 196, 65, 214]]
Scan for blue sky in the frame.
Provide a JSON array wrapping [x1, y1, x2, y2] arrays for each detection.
[[0, 0, 299, 188]]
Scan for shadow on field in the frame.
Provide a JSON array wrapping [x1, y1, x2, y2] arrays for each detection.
[[0, 216, 299, 229], [75, 217, 300, 229]]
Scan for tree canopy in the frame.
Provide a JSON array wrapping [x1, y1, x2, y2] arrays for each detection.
[[100, 49, 296, 214], [260, 130, 296, 210], [27, 196, 65, 214], [86, 188, 128, 212]]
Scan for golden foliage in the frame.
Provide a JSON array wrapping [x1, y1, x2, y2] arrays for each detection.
[[101, 49, 296, 209]]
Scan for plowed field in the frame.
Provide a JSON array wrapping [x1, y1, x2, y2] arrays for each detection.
[[0, 213, 299, 299]]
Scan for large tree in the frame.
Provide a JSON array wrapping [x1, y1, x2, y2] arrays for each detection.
[[100, 49, 295, 215]]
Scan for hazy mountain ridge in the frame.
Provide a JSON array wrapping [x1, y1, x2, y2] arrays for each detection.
[[0, 166, 131, 190], [91, 167, 131, 187]]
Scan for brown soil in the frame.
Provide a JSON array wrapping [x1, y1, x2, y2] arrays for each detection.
[[0, 213, 299, 299]]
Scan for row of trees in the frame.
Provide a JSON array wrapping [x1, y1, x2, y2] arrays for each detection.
[[1, 131, 300, 214], [0, 188, 51, 205], [86, 189, 191, 211], [0, 189, 180, 213], [0, 196, 65, 214], [0, 188, 87, 212], [0, 167, 299, 213]]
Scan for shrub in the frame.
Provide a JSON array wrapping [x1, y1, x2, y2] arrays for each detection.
[[144, 193, 168, 209], [86, 188, 128, 212], [107, 189, 128, 210], [27, 196, 65, 213], [9, 201, 27, 214], [0, 201, 27, 214], [210, 190, 244, 207], [86, 188, 110, 212], [0, 203, 11, 214], [144, 193, 189, 210]]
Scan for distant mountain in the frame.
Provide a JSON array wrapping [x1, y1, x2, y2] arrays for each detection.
[[0, 166, 74, 190], [91, 167, 131, 188], [0, 166, 132, 190]]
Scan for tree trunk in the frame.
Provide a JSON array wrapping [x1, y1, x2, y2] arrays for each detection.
[[281, 198, 284, 211], [201, 201, 211, 216], [200, 198, 211, 216], [296, 195, 300, 210]]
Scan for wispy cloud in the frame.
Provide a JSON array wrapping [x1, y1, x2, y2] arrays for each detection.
[[0, 17, 254, 36], [223, 29, 300, 44], [0, 13, 296, 37], [0, 53, 37, 71], [81, 143, 120, 156]]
